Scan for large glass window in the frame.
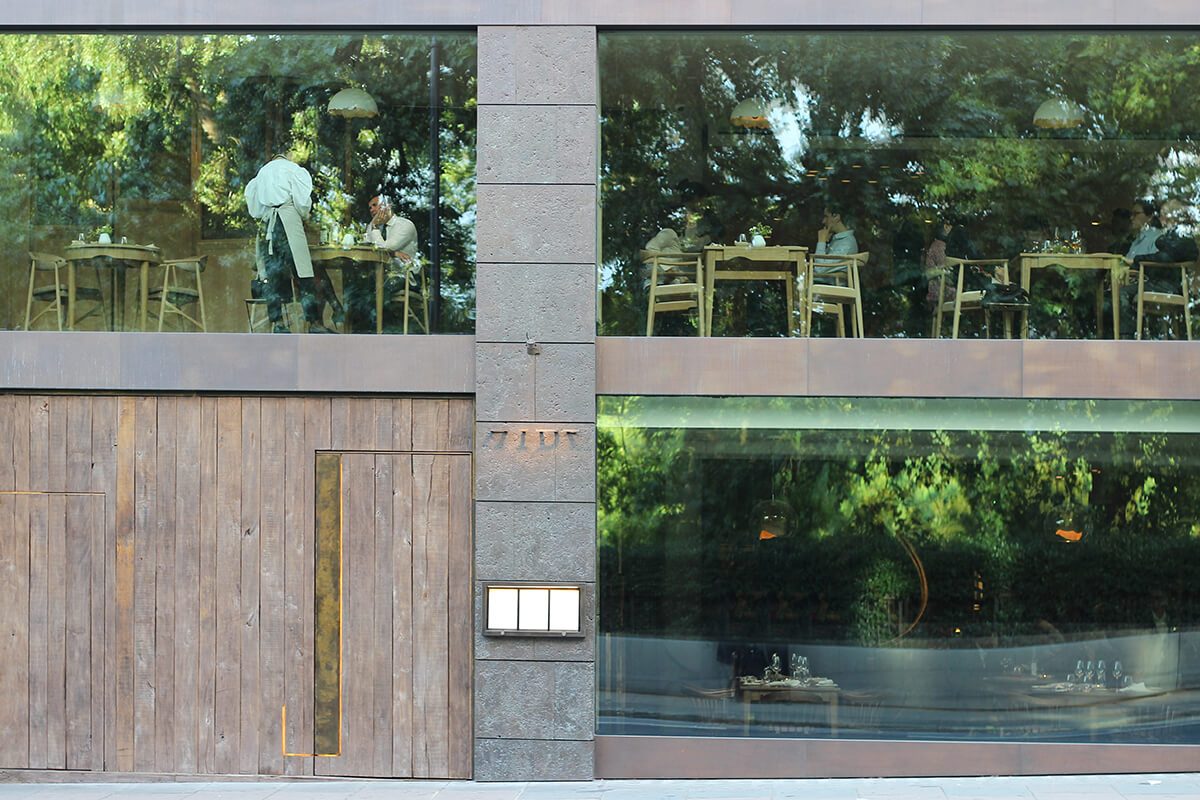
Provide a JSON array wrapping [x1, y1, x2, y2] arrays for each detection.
[[0, 32, 475, 334], [600, 31, 1200, 340], [598, 397, 1200, 742]]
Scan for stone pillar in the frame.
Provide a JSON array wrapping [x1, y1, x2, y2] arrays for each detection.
[[473, 25, 597, 781]]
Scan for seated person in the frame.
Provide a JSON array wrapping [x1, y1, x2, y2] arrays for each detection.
[[344, 194, 419, 332], [1125, 199, 1164, 264], [813, 206, 858, 278]]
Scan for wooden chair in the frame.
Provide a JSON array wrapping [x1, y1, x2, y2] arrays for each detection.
[[389, 261, 429, 334], [149, 255, 207, 331], [643, 250, 705, 336], [23, 252, 104, 331], [805, 251, 868, 337], [934, 257, 1013, 339], [1135, 260, 1195, 340]]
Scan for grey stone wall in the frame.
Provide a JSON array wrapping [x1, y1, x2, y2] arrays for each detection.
[[473, 25, 598, 781]]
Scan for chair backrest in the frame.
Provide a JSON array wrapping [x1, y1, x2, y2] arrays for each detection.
[[944, 257, 1008, 291], [642, 249, 702, 285]]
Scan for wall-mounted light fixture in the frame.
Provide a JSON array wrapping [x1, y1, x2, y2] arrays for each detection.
[[484, 583, 583, 637]]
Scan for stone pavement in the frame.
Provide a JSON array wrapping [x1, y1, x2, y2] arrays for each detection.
[[2, 774, 1200, 800]]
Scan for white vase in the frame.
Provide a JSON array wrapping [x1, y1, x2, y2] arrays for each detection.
[[751, 234, 766, 247], [98, 232, 112, 244]]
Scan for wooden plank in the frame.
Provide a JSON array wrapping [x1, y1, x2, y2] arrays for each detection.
[[372, 454, 394, 776], [239, 397, 262, 775], [391, 455, 414, 777], [347, 397, 374, 452], [27, 397, 49, 769], [448, 399, 474, 453], [90, 396, 117, 772], [301, 398, 330, 771], [26, 491, 48, 770], [373, 399, 393, 453], [446, 454, 473, 779], [114, 397, 136, 772], [412, 399, 449, 453], [64, 398, 95, 770], [0, 396, 15, 491], [345, 453, 376, 775], [391, 399, 413, 453], [411, 454, 451, 777], [329, 396, 351, 451], [173, 397, 202, 775], [196, 397, 218, 773], [13, 396, 31, 493], [46, 491, 68, 770], [213, 396, 242, 774], [312, 452, 343, 767], [282, 398, 311, 775], [153, 398, 177, 773], [132, 396, 157, 772], [64, 493, 94, 770], [0, 491, 30, 768], [258, 397, 287, 776]]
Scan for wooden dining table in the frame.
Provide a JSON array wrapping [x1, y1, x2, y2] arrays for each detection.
[[309, 244, 392, 333], [65, 240, 162, 331], [1009, 252, 1129, 339], [703, 244, 810, 336], [738, 677, 840, 736]]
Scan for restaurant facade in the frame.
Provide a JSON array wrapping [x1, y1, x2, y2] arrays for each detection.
[[4, 0, 1200, 784]]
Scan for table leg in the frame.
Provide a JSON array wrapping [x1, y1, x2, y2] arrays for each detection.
[[139, 261, 150, 331], [704, 252, 717, 336], [1111, 268, 1121, 339], [1021, 261, 1032, 339], [376, 262, 384, 335], [785, 269, 795, 337], [68, 263, 77, 331]]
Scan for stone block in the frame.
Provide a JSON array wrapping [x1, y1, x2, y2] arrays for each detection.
[[474, 738, 595, 782], [476, 343, 536, 421], [476, 263, 596, 344], [475, 423, 595, 502], [478, 105, 597, 185], [534, 344, 596, 422], [477, 184, 596, 264], [478, 26, 597, 106], [475, 660, 594, 740], [475, 501, 596, 582]]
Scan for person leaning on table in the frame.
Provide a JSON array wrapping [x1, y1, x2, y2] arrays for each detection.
[[342, 194, 420, 332], [244, 151, 332, 333], [813, 205, 859, 279]]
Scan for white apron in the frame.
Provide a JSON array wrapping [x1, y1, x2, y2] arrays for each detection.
[[264, 200, 313, 279]]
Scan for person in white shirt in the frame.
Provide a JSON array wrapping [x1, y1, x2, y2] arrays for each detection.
[[244, 153, 330, 333], [346, 194, 420, 332]]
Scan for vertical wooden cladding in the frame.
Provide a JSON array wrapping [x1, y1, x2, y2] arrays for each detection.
[[0, 395, 473, 778]]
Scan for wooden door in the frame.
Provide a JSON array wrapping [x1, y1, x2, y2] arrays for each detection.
[[313, 451, 472, 779]]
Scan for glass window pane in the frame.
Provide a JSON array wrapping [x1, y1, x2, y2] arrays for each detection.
[[487, 587, 520, 630], [549, 588, 581, 631], [598, 396, 1200, 743], [518, 588, 550, 631], [1, 32, 475, 334], [600, 31, 1200, 340]]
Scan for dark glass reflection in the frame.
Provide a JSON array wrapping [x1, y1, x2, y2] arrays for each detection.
[[0, 33, 476, 333], [600, 31, 1200, 340], [597, 397, 1200, 742]]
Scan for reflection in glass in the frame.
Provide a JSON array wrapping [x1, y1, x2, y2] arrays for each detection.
[[597, 396, 1200, 742], [1, 32, 476, 333], [600, 31, 1200, 339]]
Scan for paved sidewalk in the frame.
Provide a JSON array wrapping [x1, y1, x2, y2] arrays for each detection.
[[2, 774, 1200, 800]]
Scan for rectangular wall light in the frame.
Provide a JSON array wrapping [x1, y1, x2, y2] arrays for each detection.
[[484, 583, 583, 637]]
